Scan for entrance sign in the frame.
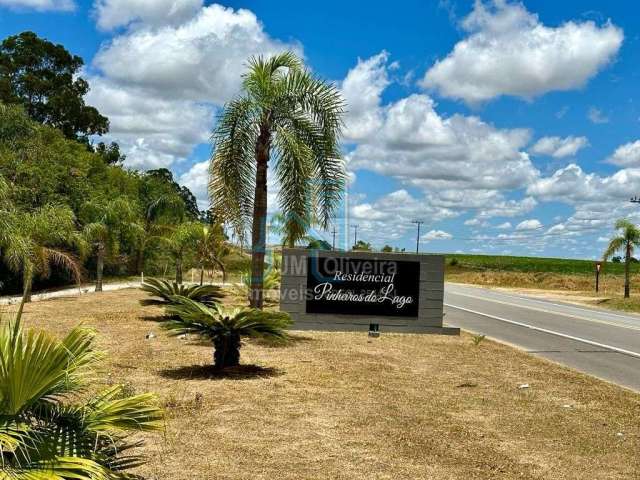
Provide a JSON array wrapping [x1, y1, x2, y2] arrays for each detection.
[[306, 256, 420, 317], [280, 248, 458, 334]]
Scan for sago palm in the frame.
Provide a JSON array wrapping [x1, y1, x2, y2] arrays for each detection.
[[140, 277, 223, 306], [81, 197, 141, 292], [209, 51, 345, 309], [603, 219, 640, 298], [164, 297, 291, 369], [0, 311, 163, 479], [2, 203, 83, 302]]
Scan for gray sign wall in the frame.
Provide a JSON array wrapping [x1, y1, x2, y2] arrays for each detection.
[[279, 248, 459, 334]]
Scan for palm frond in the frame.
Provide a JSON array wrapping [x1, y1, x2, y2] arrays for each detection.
[[140, 278, 223, 306]]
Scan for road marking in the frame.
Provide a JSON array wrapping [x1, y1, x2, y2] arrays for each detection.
[[445, 303, 640, 359], [445, 290, 640, 332], [447, 283, 640, 321]]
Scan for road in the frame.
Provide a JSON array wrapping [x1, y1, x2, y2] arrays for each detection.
[[444, 283, 640, 391]]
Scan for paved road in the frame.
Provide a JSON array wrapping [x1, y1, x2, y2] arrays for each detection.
[[444, 283, 640, 391]]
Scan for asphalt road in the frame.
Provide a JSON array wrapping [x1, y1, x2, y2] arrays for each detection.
[[444, 283, 640, 391]]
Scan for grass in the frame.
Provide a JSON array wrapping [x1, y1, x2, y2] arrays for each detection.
[[5, 288, 639, 479]]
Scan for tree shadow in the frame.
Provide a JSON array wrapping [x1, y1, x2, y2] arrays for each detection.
[[158, 363, 282, 381]]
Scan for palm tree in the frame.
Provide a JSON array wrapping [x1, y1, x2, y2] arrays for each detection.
[[2, 204, 82, 302], [161, 221, 201, 283], [603, 219, 640, 298], [81, 197, 140, 292], [210, 52, 345, 309], [164, 297, 291, 369], [0, 310, 163, 479], [193, 223, 228, 285]]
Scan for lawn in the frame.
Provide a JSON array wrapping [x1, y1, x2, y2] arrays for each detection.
[[9, 288, 640, 480]]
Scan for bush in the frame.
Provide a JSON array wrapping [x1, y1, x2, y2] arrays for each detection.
[[449, 258, 459, 266], [140, 277, 224, 306]]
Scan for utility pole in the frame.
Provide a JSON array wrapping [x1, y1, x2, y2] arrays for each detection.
[[412, 220, 424, 254], [352, 224, 359, 249]]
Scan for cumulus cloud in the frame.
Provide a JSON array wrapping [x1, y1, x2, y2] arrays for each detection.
[[87, 3, 300, 170], [0, 0, 74, 10], [422, 230, 453, 241], [496, 222, 512, 229], [516, 219, 542, 230], [93, 3, 301, 103], [178, 160, 209, 209], [93, 0, 203, 30], [606, 140, 640, 167], [421, 0, 623, 104], [530, 135, 589, 158]]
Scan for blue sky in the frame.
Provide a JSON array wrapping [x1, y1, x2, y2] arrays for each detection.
[[2, 0, 639, 258]]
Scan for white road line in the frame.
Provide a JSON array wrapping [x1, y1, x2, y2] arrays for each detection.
[[445, 303, 640, 359], [447, 283, 640, 321], [445, 290, 640, 332]]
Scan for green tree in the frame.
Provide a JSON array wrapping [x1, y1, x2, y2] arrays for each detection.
[[193, 223, 228, 284], [210, 52, 345, 309], [81, 197, 140, 292], [381, 244, 393, 252], [0, 311, 163, 478], [352, 240, 372, 251], [0, 31, 109, 141], [161, 221, 202, 284], [603, 219, 640, 298], [164, 297, 291, 369], [3, 204, 82, 302]]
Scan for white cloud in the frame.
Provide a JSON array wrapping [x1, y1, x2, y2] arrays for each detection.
[[93, 3, 301, 103], [530, 135, 589, 158], [422, 230, 453, 241], [496, 222, 512, 229], [516, 219, 542, 230], [0, 0, 73, 10], [93, 0, 203, 30], [607, 140, 640, 167], [87, 3, 300, 170], [587, 106, 609, 124], [421, 0, 623, 104], [178, 160, 209, 209], [341, 51, 390, 142]]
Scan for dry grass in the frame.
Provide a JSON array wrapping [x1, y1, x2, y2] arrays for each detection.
[[448, 270, 640, 313], [5, 289, 640, 480]]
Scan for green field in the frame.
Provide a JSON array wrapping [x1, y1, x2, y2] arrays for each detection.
[[443, 253, 636, 276]]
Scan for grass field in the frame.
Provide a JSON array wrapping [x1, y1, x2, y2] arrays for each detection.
[[7, 288, 640, 480]]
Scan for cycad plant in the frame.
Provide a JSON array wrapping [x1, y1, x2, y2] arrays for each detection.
[[210, 51, 345, 309], [603, 219, 640, 298], [81, 197, 141, 292], [2, 203, 83, 302], [164, 297, 291, 369], [0, 312, 163, 479], [140, 277, 223, 307]]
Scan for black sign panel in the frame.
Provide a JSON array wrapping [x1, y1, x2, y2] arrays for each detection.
[[305, 256, 420, 317]]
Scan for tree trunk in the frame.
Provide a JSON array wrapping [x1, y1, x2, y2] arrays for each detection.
[[213, 333, 241, 369], [135, 247, 145, 275], [22, 266, 33, 304], [95, 244, 105, 292], [200, 267, 204, 285], [176, 257, 183, 284], [250, 126, 270, 309], [625, 243, 631, 298]]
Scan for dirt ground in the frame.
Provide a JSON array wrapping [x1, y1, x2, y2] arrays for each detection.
[[5, 289, 640, 480]]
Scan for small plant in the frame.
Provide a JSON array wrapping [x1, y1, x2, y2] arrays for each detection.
[[471, 333, 486, 346], [449, 258, 459, 266], [0, 311, 163, 478], [164, 297, 292, 369], [140, 277, 224, 306]]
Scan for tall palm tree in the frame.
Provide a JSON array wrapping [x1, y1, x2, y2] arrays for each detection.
[[0, 309, 163, 478], [81, 197, 140, 292], [210, 52, 345, 309], [603, 219, 640, 298], [2, 204, 82, 302]]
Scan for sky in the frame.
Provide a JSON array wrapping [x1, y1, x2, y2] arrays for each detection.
[[1, 0, 639, 258]]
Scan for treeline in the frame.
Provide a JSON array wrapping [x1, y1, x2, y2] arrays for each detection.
[[0, 102, 224, 296]]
